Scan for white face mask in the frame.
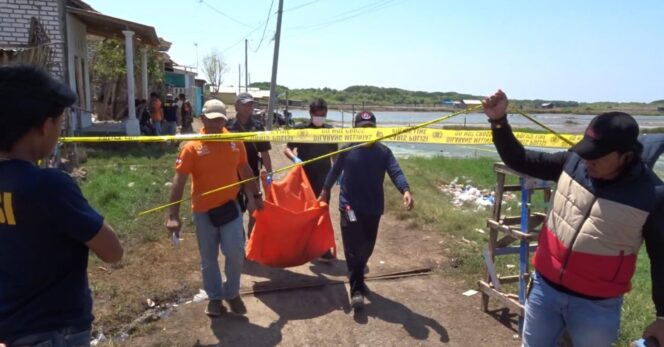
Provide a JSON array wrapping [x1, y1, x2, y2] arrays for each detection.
[[311, 116, 326, 127]]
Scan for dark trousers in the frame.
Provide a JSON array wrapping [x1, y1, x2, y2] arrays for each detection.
[[340, 209, 381, 296], [304, 167, 327, 197]]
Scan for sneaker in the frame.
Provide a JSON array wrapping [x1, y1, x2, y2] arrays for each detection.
[[350, 292, 364, 310], [226, 296, 247, 315], [205, 299, 223, 317], [360, 283, 371, 296], [317, 250, 336, 263]]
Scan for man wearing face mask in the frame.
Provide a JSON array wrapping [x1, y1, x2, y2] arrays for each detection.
[[284, 98, 339, 262]]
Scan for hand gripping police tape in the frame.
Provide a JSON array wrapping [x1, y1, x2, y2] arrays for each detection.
[[62, 106, 575, 216]]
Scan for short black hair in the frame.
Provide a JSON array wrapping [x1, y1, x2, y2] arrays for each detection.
[[309, 98, 327, 112], [150, 92, 159, 98], [178, 93, 185, 99], [0, 64, 76, 151]]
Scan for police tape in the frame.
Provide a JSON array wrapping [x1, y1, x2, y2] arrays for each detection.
[[137, 106, 580, 216], [62, 128, 581, 148]]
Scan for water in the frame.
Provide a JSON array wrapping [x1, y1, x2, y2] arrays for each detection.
[[288, 110, 664, 176], [289, 110, 664, 133]]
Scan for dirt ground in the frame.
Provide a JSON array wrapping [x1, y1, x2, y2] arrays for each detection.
[[100, 136, 520, 347]]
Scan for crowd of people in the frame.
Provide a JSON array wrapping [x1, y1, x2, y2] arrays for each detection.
[[138, 92, 194, 136], [0, 65, 662, 347]]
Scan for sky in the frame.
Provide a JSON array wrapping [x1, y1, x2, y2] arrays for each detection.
[[84, 0, 664, 103]]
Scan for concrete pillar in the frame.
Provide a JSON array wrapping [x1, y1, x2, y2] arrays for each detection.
[[123, 30, 140, 135], [140, 47, 149, 100]]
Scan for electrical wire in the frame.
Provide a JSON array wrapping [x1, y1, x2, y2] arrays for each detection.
[[200, 0, 253, 28], [255, 0, 277, 52]]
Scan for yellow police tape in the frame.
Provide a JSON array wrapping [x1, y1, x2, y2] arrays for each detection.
[[61, 127, 581, 148], [137, 106, 580, 216]]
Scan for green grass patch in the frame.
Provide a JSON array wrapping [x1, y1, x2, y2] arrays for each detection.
[[79, 144, 186, 244], [385, 155, 656, 343]]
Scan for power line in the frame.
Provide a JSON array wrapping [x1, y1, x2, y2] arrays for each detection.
[[284, 0, 321, 12], [200, 0, 253, 28], [285, 0, 396, 31], [255, 0, 276, 52], [220, 22, 265, 54]]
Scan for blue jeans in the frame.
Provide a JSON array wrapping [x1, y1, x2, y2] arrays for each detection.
[[164, 121, 177, 135], [10, 327, 90, 347], [152, 120, 162, 135], [192, 206, 245, 300], [522, 272, 622, 347]]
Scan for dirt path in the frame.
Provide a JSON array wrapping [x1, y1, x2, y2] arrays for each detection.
[[120, 142, 519, 346]]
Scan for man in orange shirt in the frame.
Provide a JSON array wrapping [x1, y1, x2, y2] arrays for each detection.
[[149, 92, 163, 135], [166, 99, 263, 317]]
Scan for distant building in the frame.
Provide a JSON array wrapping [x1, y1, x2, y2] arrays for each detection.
[[461, 99, 482, 108], [164, 59, 200, 114], [209, 86, 271, 105], [540, 102, 554, 109]]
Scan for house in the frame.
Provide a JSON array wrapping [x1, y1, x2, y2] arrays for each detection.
[[461, 99, 482, 108], [209, 86, 271, 106], [163, 59, 201, 115], [0, 0, 164, 135], [540, 102, 554, 109]]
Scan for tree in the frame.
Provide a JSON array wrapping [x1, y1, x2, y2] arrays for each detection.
[[202, 50, 227, 94]]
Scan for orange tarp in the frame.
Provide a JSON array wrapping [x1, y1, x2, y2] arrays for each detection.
[[246, 166, 336, 267]]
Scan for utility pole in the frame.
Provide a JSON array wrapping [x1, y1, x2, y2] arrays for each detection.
[[266, 0, 283, 130], [245, 39, 249, 93], [238, 64, 241, 94], [194, 42, 199, 71]]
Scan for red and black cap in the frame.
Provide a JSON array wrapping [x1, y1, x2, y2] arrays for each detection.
[[354, 111, 376, 127], [571, 112, 639, 160]]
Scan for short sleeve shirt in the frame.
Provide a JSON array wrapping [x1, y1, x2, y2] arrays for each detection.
[[227, 116, 271, 175], [176, 128, 249, 212], [286, 122, 338, 175], [0, 160, 103, 341]]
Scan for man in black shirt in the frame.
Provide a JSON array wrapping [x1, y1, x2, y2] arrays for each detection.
[[284, 98, 338, 196], [285, 98, 339, 262], [227, 93, 272, 236], [0, 65, 123, 346]]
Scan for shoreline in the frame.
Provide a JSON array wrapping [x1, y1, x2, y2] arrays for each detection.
[[281, 104, 664, 116]]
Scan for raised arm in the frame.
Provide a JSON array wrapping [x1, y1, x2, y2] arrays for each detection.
[[483, 89, 569, 181]]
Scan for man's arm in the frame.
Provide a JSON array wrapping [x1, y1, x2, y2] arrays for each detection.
[[385, 149, 414, 210], [166, 172, 188, 232], [260, 150, 272, 172], [86, 224, 123, 263], [284, 144, 300, 162], [643, 194, 664, 343], [239, 163, 264, 211], [483, 90, 568, 181], [319, 152, 346, 202]]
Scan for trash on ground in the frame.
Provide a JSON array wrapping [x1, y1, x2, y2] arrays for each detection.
[[192, 289, 208, 302], [462, 289, 478, 297], [90, 332, 106, 346]]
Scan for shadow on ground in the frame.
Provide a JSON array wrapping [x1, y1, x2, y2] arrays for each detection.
[[353, 290, 450, 343]]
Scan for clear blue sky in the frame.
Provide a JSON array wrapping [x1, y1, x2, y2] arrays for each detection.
[[85, 0, 664, 103]]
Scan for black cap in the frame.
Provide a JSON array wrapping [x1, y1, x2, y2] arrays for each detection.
[[571, 112, 639, 160], [354, 111, 376, 127]]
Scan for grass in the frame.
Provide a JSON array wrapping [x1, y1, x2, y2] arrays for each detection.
[[77, 144, 203, 337], [80, 144, 186, 243], [384, 155, 656, 344]]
